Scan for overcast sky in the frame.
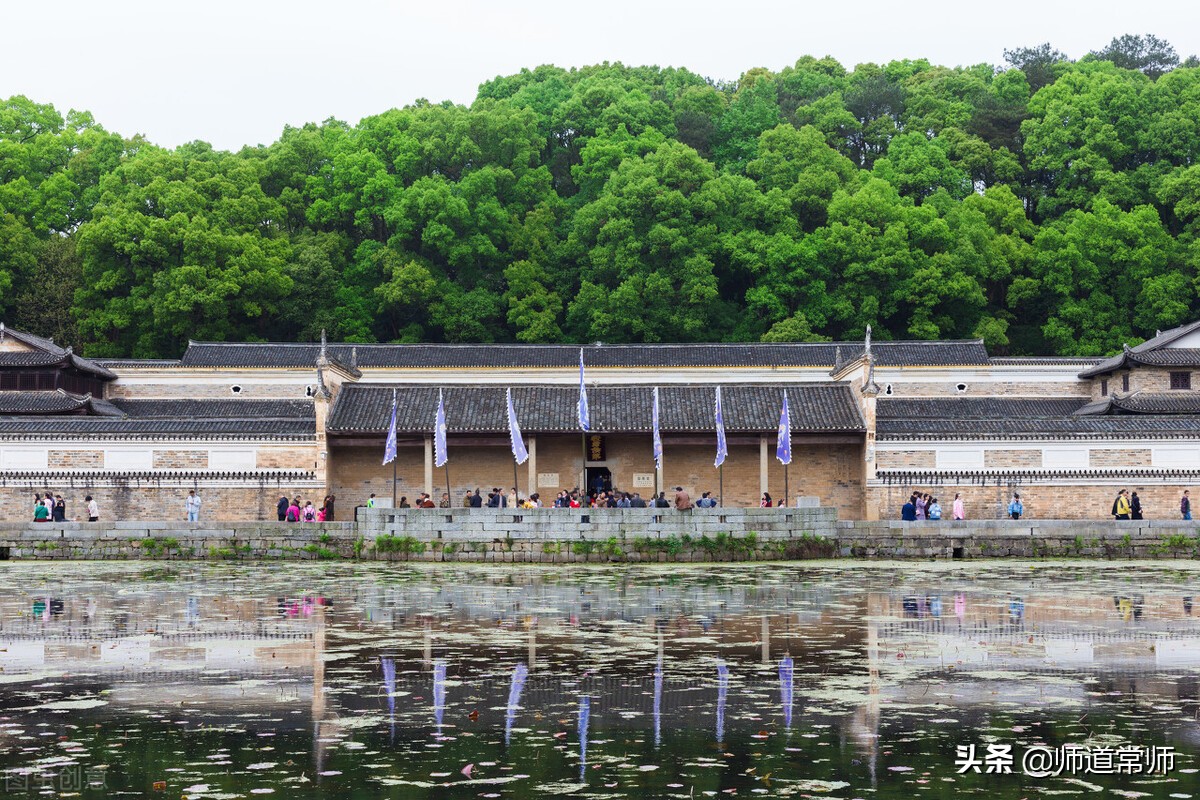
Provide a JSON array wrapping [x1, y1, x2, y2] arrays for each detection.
[[4, 0, 1198, 151]]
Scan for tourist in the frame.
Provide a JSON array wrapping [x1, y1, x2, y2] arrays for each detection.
[[630, 492, 647, 508], [462, 490, 472, 508], [487, 490, 499, 508], [286, 498, 301, 522], [420, 494, 436, 508], [928, 497, 942, 520], [302, 500, 317, 521], [952, 493, 965, 520], [398, 496, 410, 508], [696, 491, 714, 509], [1131, 491, 1144, 520], [569, 491, 582, 509], [33, 494, 49, 522], [507, 487, 518, 508], [44, 493, 55, 517], [470, 488, 483, 508], [674, 486, 692, 510], [901, 496, 917, 521], [52, 495, 66, 522], [324, 494, 336, 521], [367, 493, 377, 508], [316, 504, 326, 522], [1183, 490, 1192, 520], [761, 492, 773, 508], [440, 492, 451, 509], [915, 493, 927, 520], [1008, 493, 1023, 520], [1114, 489, 1131, 520], [86, 495, 99, 522], [185, 490, 202, 522], [277, 495, 288, 521]]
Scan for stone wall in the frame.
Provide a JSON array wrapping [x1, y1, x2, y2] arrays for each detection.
[[0, 477, 323, 522], [4, 510, 1200, 562], [866, 481, 1200, 521]]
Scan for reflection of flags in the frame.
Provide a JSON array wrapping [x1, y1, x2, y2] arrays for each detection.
[[507, 388, 529, 464], [433, 659, 447, 730], [382, 657, 396, 743], [779, 656, 794, 729], [578, 349, 590, 431], [382, 389, 398, 465], [776, 390, 792, 465], [716, 660, 729, 744], [652, 387, 663, 470], [578, 695, 590, 782], [505, 662, 528, 746], [434, 389, 448, 468], [714, 386, 727, 468], [653, 652, 664, 747]]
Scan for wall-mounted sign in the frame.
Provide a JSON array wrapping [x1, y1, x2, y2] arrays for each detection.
[[587, 435, 606, 462], [537, 472, 560, 488]]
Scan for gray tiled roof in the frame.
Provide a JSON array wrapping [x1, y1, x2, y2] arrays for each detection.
[[0, 391, 125, 417], [110, 399, 314, 419], [1077, 392, 1200, 415], [0, 391, 92, 415], [877, 397, 1089, 420], [875, 395, 1200, 438], [0, 418, 314, 439], [1079, 320, 1200, 377], [179, 340, 990, 370], [879, 416, 1200, 438], [0, 324, 117, 380], [327, 384, 865, 434]]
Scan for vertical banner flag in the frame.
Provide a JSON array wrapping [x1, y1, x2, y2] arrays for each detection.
[[382, 388, 398, 465], [578, 348, 590, 431], [776, 389, 792, 465], [434, 389, 448, 468], [714, 386, 727, 468], [652, 386, 663, 470], [507, 388, 529, 464]]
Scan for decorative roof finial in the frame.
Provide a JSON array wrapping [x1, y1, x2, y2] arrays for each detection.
[[834, 345, 843, 366], [351, 346, 358, 370], [319, 328, 327, 361], [864, 324, 872, 359]]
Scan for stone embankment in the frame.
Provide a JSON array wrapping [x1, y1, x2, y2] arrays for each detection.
[[1, 508, 1199, 561]]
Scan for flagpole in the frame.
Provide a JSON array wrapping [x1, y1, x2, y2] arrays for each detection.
[[784, 464, 789, 510], [391, 388, 397, 508]]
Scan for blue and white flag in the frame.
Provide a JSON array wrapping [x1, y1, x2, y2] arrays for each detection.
[[652, 386, 663, 470], [776, 389, 792, 465], [507, 388, 529, 464], [382, 389, 398, 465], [714, 386, 727, 468], [434, 389, 448, 468], [578, 348, 590, 431]]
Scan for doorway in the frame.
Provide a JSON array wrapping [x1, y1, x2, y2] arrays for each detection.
[[585, 466, 612, 498]]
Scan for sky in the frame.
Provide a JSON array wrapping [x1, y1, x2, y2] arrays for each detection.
[[4, 0, 1199, 151]]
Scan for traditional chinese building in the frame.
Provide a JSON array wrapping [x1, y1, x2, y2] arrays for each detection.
[[1, 320, 1199, 521]]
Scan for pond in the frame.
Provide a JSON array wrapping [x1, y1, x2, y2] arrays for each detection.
[[0, 561, 1198, 798]]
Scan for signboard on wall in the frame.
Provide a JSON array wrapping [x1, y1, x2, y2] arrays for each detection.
[[538, 472, 560, 488], [587, 435, 606, 462], [632, 473, 655, 488]]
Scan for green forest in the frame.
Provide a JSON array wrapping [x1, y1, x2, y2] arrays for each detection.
[[2, 35, 1200, 358]]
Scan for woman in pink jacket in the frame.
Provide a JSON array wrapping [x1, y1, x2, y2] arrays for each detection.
[[952, 493, 965, 520]]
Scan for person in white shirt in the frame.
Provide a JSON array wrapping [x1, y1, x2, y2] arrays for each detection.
[[86, 495, 99, 522], [186, 490, 202, 522]]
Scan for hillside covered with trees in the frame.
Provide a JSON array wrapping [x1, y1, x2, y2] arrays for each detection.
[[2, 35, 1200, 357]]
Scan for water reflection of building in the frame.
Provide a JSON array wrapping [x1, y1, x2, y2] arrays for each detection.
[[4, 572, 1200, 783]]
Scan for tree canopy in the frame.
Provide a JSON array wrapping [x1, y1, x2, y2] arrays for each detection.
[[2, 37, 1200, 358]]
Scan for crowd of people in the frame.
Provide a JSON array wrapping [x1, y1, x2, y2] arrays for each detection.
[[31, 492, 100, 522], [277, 494, 336, 522], [901, 491, 983, 521]]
